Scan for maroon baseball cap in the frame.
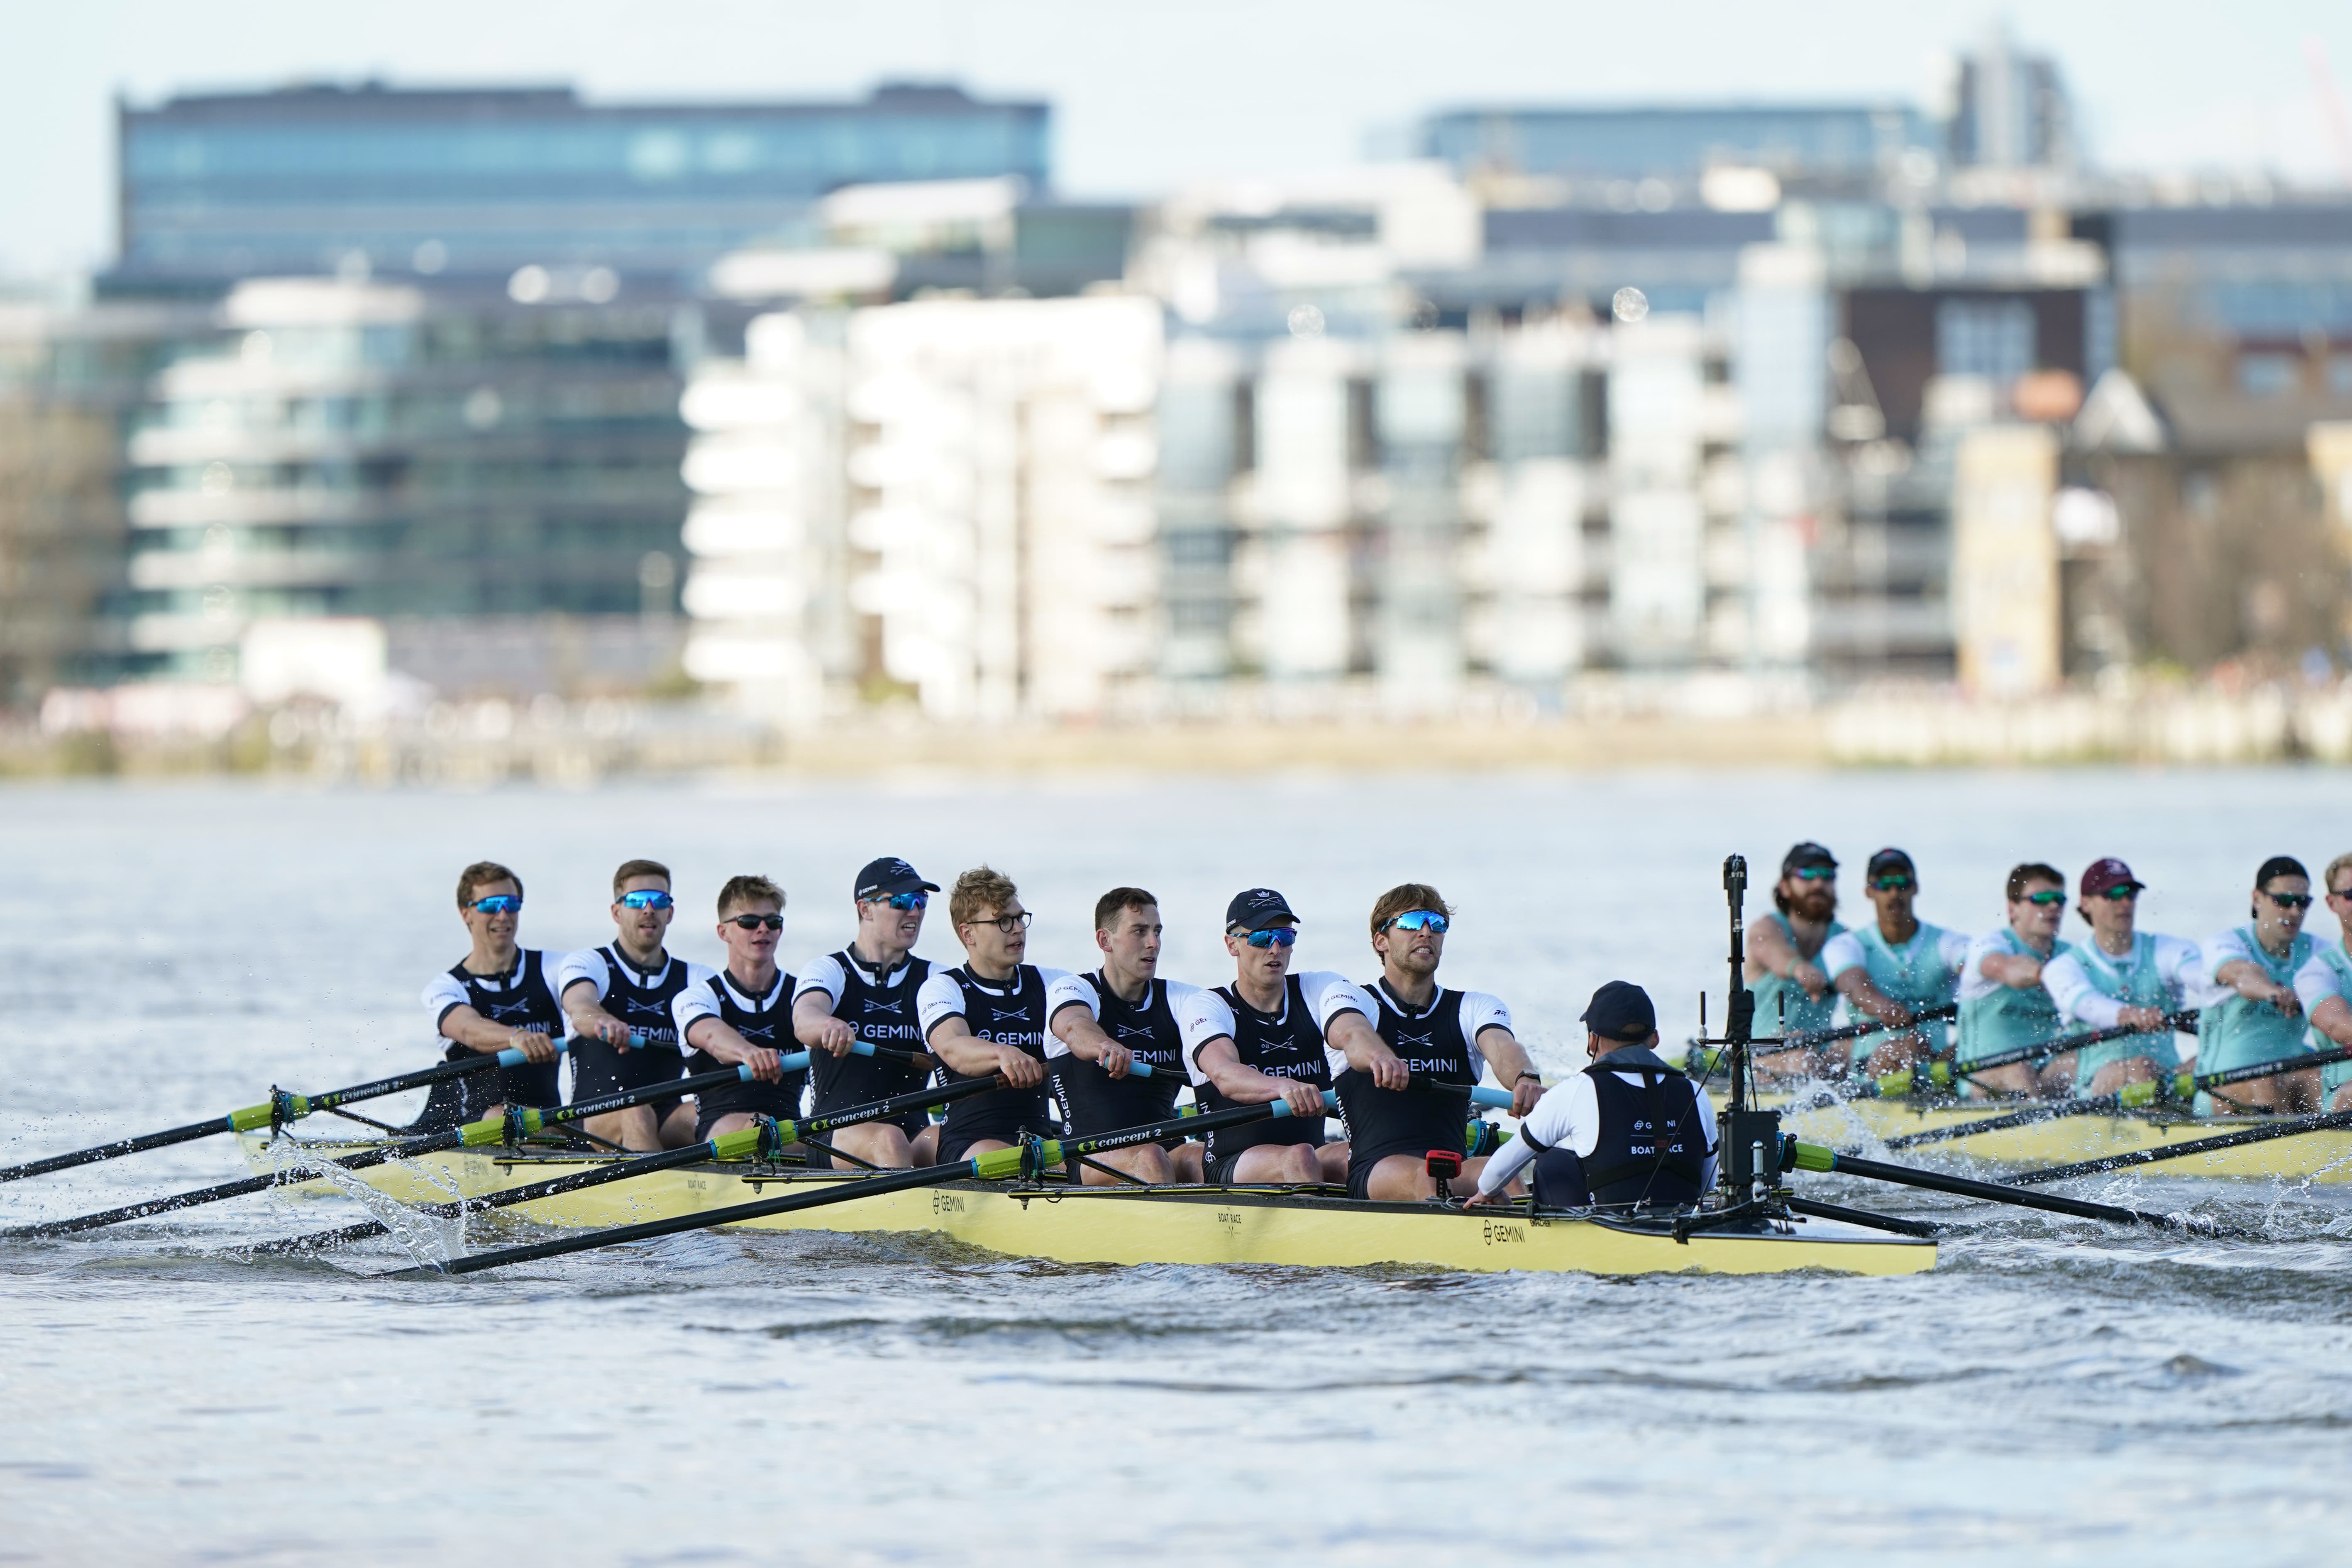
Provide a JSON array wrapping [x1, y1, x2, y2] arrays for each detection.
[[2080, 857, 2143, 899]]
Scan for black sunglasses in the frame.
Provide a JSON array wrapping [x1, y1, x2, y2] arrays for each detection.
[[727, 913, 783, 931]]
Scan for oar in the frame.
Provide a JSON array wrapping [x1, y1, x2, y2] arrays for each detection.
[[2179, 1042, 2352, 1101], [0, 1033, 674, 1184], [1754, 1004, 1958, 1058], [256, 1074, 1011, 1254], [1861, 1010, 2203, 1102], [1787, 1140, 2218, 1233], [7, 1053, 806, 1239], [396, 1090, 1342, 1277], [2005, 1108, 2352, 1187]]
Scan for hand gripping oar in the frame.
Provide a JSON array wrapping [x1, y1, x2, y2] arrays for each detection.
[[1785, 1140, 2223, 1234], [257, 1073, 1012, 1255], [1860, 1010, 2202, 1102], [396, 1090, 1343, 1277], [2004, 1107, 2352, 1188], [7, 1052, 804, 1239]]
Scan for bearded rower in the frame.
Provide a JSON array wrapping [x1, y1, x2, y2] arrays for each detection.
[[1745, 843, 1844, 1073], [2298, 852, 2352, 1112], [1175, 888, 1377, 1187], [2039, 857, 2204, 1097], [2199, 855, 2322, 1113], [1046, 887, 1201, 1186], [793, 857, 942, 1170], [417, 860, 562, 1130], [557, 858, 697, 1152], [672, 875, 806, 1144], [1337, 883, 1542, 1202], [1818, 849, 1969, 1075], [918, 867, 1064, 1163], [1956, 862, 2076, 1096]]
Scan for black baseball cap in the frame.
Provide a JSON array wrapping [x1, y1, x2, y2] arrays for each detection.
[[1781, 842, 1837, 876], [1865, 848, 1915, 880], [855, 857, 939, 900], [1580, 980, 1657, 1042], [1226, 887, 1299, 933]]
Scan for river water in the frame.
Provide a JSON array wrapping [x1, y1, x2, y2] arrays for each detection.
[[2, 769, 2349, 1563]]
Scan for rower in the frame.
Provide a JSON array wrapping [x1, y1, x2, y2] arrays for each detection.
[[2199, 855, 2322, 1113], [417, 861, 563, 1131], [1335, 883, 1543, 1202], [916, 867, 1064, 1164], [2299, 852, 2352, 1111], [1745, 842, 1845, 1074], [2038, 857, 2204, 1097], [1956, 863, 2076, 1096], [1465, 982, 1717, 1213], [1045, 887, 1201, 1185], [555, 858, 698, 1152], [1818, 848, 1969, 1075], [672, 875, 807, 1145], [792, 857, 942, 1170], [1174, 888, 1377, 1187]]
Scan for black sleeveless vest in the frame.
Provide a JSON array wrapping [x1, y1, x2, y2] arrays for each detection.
[[685, 968, 806, 1122], [441, 949, 566, 1116], [1336, 981, 1479, 1173], [936, 965, 1055, 1142], [1535, 1059, 1707, 1209], [590, 946, 694, 1050], [808, 949, 933, 1115], [1053, 972, 1184, 1135], [1199, 975, 1330, 1165]]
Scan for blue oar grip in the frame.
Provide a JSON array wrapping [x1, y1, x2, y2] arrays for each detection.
[[736, 1065, 755, 1081], [849, 1041, 877, 1058], [1469, 1085, 1512, 1109], [779, 1049, 813, 1073]]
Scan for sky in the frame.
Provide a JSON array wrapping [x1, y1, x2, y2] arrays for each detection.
[[7, 0, 2352, 275]]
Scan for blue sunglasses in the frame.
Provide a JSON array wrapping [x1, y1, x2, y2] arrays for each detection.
[[1382, 910, 1449, 934], [1239, 926, 1298, 949], [871, 892, 928, 911], [618, 890, 674, 910], [470, 895, 522, 914]]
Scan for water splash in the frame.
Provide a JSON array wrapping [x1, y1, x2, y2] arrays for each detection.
[[252, 1135, 466, 1268]]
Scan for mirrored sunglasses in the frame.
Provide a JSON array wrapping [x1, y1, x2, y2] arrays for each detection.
[[1241, 926, 1299, 948], [1382, 910, 1450, 934], [2265, 890, 2314, 910], [618, 890, 674, 910], [1790, 866, 1836, 882], [2022, 890, 2067, 907], [870, 892, 928, 911], [1869, 875, 1915, 891], [470, 895, 522, 914], [2093, 885, 2142, 901]]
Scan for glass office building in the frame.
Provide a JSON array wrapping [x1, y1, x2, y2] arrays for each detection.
[[1418, 105, 1928, 183]]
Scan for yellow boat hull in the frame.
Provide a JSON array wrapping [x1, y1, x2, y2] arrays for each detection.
[[1773, 1094, 2352, 1181], [237, 1135, 1934, 1277]]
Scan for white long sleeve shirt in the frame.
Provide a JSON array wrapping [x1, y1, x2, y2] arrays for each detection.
[[1477, 1060, 1719, 1198], [2040, 934, 2205, 1029]]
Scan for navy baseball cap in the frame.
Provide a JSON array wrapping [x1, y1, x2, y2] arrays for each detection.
[[1580, 980, 1657, 1042], [1225, 887, 1299, 933], [1866, 848, 1916, 880], [1781, 842, 1838, 876], [855, 857, 939, 900]]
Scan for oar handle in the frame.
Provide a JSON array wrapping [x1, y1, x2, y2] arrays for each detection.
[[1396, 1075, 1513, 1108]]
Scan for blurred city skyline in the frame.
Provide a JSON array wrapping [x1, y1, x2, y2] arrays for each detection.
[[8, 0, 2352, 276]]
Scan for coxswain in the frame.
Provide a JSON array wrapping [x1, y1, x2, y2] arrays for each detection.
[[415, 860, 563, 1130], [2198, 855, 2322, 1113], [2298, 853, 2352, 1111], [2038, 857, 2205, 1097], [1955, 862, 2077, 1096], [1334, 883, 1543, 1201], [917, 867, 1065, 1163], [1045, 887, 1202, 1185], [1745, 843, 1845, 1073], [1174, 888, 1377, 1187], [555, 858, 698, 1151], [1465, 982, 1717, 1212], [672, 875, 806, 1145], [1818, 848, 1969, 1074], [792, 857, 943, 1170]]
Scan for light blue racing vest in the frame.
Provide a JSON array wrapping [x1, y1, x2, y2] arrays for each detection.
[[1846, 922, 1960, 1056], [1956, 928, 2071, 1067], [2065, 933, 2183, 1090], [2305, 943, 2352, 1097], [1751, 912, 1844, 1040], [2197, 926, 2314, 1081]]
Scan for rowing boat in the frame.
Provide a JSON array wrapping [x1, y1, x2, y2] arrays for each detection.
[[233, 1132, 1934, 1277]]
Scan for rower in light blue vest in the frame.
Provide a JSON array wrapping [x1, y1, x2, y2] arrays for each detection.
[[2295, 852, 2352, 1108], [2200, 855, 2324, 1114], [2038, 857, 2203, 1096], [1819, 848, 1969, 1073], [1744, 843, 1845, 1072], [1956, 861, 2076, 1096]]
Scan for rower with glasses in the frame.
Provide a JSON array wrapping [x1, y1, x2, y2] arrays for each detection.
[[1956, 862, 2078, 1095], [1817, 849, 1970, 1076], [2039, 857, 2206, 1099], [2198, 855, 2323, 1113], [1744, 843, 1846, 1074], [1174, 888, 1380, 1187], [2295, 853, 2352, 1112], [1045, 887, 1204, 1185], [792, 857, 943, 1170], [917, 867, 1065, 1164], [672, 875, 808, 1146], [555, 858, 699, 1152], [416, 860, 564, 1131], [1336, 884, 1543, 1202]]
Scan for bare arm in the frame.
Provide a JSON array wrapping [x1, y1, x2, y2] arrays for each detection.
[[791, 989, 858, 1055], [1475, 1026, 1542, 1117], [1193, 1037, 1326, 1115], [2213, 959, 2301, 1015], [2311, 994, 2352, 1048], [439, 1003, 556, 1062], [1050, 1002, 1131, 1077], [1327, 1009, 1407, 1090], [561, 979, 633, 1048], [684, 1014, 783, 1081], [926, 1014, 1044, 1087]]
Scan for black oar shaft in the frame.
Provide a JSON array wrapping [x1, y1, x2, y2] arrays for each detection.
[[1881, 1094, 2123, 1150], [1797, 1143, 2192, 1229], [1756, 1003, 1959, 1056], [1956, 1011, 2198, 1077], [2007, 1109, 2352, 1187], [2196, 1043, 2352, 1089]]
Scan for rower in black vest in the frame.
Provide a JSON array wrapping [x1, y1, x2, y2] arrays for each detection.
[[1468, 981, 1719, 1213], [1176, 887, 1384, 1187], [919, 867, 1064, 1164], [557, 858, 698, 1152], [1046, 886, 1202, 1184], [672, 874, 809, 1147], [416, 860, 564, 1131], [792, 857, 943, 1170], [1337, 884, 1544, 1202]]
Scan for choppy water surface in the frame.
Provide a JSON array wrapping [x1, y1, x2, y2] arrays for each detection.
[[4, 770, 2350, 1563]]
